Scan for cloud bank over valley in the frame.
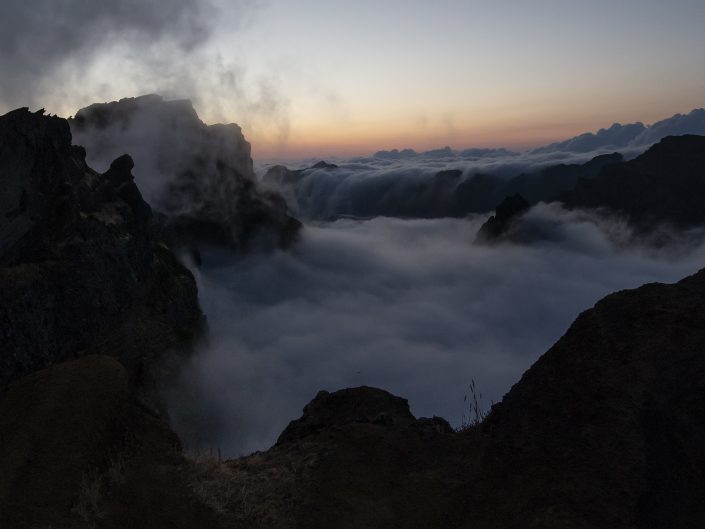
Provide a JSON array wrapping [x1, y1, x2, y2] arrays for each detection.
[[168, 210, 705, 455]]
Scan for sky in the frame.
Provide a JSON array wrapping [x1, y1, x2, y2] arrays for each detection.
[[2, 0, 705, 157]]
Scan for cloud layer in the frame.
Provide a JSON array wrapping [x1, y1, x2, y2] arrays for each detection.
[[166, 207, 705, 456]]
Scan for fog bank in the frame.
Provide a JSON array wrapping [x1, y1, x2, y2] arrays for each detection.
[[167, 208, 705, 456]]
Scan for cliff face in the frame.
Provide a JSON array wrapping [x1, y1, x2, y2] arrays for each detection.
[[70, 95, 301, 252], [0, 108, 202, 387]]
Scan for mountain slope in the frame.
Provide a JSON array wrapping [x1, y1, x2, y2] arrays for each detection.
[[564, 134, 705, 229]]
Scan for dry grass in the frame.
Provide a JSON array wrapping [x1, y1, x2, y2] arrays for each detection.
[[188, 454, 237, 516], [71, 472, 102, 526], [70, 454, 128, 527], [186, 450, 299, 529], [457, 378, 490, 432]]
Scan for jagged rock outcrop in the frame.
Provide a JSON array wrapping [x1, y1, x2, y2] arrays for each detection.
[[0, 108, 202, 387], [70, 95, 301, 253], [475, 193, 531, 243], [563, 135, 705, 230]]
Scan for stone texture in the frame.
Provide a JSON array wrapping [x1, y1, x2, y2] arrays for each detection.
[[0, 108, 202, 387]]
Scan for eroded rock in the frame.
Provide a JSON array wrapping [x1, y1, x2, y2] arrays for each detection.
[[0, 108, 202, 387]]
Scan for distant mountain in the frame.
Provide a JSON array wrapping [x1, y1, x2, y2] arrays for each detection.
[[476, 134, 705, 243], [369, 108, 705, 159], [632, 108, 705, 145], [371, 146, 513, 160], [563, 134, 705, 229], [534, 108, 705, 154]]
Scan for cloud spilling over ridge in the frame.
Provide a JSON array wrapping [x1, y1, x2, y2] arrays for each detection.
[[258, 106, 705, 222], [165, 208, 705, 456], [259, 148, 632, 220]]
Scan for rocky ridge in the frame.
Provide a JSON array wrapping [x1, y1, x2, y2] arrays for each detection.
[[563, 134, 705, 229]]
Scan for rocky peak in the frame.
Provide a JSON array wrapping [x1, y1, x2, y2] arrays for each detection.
[[475, 193, 530, 243], [0, 107, 202, 387], [0, 108, 82, 262], [311, 160, 338, 170], [70, 95, 300, 253]]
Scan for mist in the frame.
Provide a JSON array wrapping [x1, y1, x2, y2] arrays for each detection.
[[166, 205, 705, 456], [0, 0, 216, 109]]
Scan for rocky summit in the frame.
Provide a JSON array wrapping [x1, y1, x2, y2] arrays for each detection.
[[70, 95, 301, 253]]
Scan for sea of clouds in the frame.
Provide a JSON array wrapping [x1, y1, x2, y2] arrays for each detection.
[[256, 106, 705, 221], [167, 207, 705, 456]]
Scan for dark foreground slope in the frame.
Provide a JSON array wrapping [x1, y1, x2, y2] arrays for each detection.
[[4, 267, 702, 528], [0, 356, 223, 529], [467, 267, 705, 528], [214, 262, 705, 528], [0, 108, 202, 387], [237, 268, 705, 529]]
